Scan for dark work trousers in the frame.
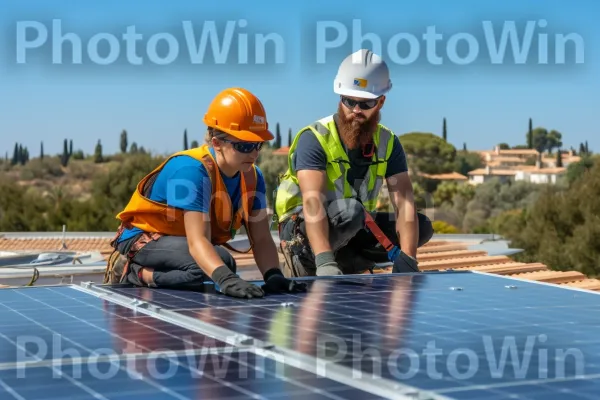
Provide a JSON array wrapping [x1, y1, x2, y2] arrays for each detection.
[[278, 198, 433, 276], [116, 234, 237, 288]]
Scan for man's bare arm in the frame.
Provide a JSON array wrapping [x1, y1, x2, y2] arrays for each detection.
[[297, 169, 330, 255], [387, 172, 418, 258]]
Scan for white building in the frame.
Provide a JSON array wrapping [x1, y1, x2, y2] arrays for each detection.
[[468, 166, 517, 185], [515, 167, 566, 184]]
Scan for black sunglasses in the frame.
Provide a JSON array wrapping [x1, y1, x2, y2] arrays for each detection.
[[340, 96, 380, 110], [219, 138, 264, 153]]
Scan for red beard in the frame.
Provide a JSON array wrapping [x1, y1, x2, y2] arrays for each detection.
[[337, 102, 380, 150]]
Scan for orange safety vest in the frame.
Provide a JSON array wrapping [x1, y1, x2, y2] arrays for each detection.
[[115, 145, 256, 245]]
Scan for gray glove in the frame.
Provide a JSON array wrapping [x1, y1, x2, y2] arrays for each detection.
[[315, 251, 343, 276]]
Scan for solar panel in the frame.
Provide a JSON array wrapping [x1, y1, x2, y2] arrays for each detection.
[[98, 271, 600, 400], [0, 285, 392, 399]]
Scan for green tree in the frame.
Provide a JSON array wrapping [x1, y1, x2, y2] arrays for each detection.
[[499, 162, 600, 276], [433, 181, 459, 208], [274, 123, 281, 149], [442, 118, 447, 141], [498, 143, 510, 150], [463, 142, 467, 151], [61, 139, 70, 167], [432, 220, 459, 234], [11, 143, 18, 166], [130, 142, 138, 154], [399, 132, 457, 174], [69, 139, 73, 156], [556, 148, 563, 167], [546, 130, 562, 154], [40, 142, 44, 160], [91, 153, 164, 229], [72, 150, 85, 160], [22, 146, 29, 164], [94, 140, 104, 163], [120, 130, 128, 153], [183, 129, 188, 150], [451, 179, 541, 233], [454, 151, 482, 176], [565, 154, 596, 185], [18, 144, 25, 165], [527, 118, 533, 149], [288, 128, 292, 146], [531, 127, 548, 153], [256, 147, 287, 208], [191, 140, 199, 148]]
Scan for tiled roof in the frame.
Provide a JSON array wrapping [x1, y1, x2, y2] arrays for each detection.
[[272, 146, 290, 155], [0, 237, 115, 258], [1, 235, 598, 292], [468, 168, 518, 176], [418, 172, 468, 181]]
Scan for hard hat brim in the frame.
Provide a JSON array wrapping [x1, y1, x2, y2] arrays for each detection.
[[334, 85, 383, 100], [219, 127, 274, 142]]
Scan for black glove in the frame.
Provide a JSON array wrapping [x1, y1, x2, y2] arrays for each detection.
[[261, 268, 308, 294], [211, 265, 264, 299], [392, 251, 419, 273]]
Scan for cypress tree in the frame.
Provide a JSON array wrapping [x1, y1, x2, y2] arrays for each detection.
[[442, 118, 447, 141], [527, 118, 533, 149]]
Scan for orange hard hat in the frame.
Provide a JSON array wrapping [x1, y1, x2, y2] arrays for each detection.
[[203, 87, 274, 142]]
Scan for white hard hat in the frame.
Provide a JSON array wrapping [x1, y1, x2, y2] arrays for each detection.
[[333, 49, 392, 99]]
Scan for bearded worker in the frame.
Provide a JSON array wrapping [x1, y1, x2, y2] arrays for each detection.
[[274, 49, 434, 277]]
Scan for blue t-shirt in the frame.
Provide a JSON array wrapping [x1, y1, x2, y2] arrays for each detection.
[[118, 147, 267, 242]]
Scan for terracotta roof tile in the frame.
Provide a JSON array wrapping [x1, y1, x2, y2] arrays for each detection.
[[0, 237, 114, 253]]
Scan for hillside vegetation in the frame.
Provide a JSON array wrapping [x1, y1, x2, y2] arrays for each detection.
[[1, 129, 598, 276]]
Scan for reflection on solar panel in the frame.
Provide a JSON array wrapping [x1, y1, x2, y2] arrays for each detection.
[[2, 271, 600, 399], [0, 285, 390, 399], [98, 272, 600, 400]]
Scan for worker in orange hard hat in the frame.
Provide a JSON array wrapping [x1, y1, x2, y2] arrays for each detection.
[[105, 88, 307, 299]]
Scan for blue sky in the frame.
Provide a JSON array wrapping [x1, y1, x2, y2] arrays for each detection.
[[1, 0, 598, 158]]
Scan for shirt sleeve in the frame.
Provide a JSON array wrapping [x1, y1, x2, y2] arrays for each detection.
[[292, 129, 327, 171], [384, 135, 409, 178], [165, 164, 212, 213], [252, 166, 267, 211]]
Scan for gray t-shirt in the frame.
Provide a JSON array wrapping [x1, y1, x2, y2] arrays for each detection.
[[292, 120, 408, 191]]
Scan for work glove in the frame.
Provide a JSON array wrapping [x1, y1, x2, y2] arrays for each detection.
[[261, 268, 308, 294], [211, 265, 264, 299], [388, 247, 419, 273], [315, 251, 343, 276]]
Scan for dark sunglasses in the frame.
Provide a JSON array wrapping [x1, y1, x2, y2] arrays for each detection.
[[219, 138, 264, 153], [340, 96, 380, 110]]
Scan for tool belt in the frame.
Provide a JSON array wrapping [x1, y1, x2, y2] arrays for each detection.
[[104, 221, 256, 285], [103, 224, 162, 285]]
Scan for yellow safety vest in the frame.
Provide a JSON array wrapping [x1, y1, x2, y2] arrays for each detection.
[[274, 114, 395, 222]]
